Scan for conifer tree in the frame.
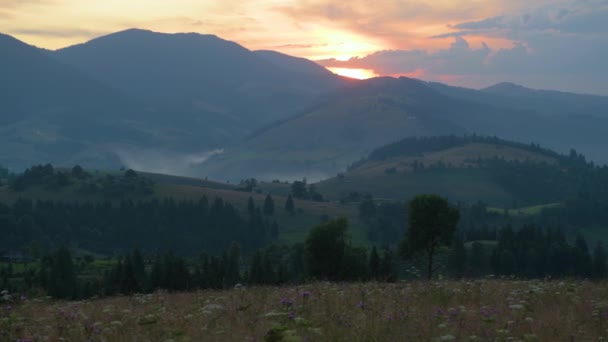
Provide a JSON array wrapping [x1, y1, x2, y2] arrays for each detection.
[[369, 246, 380, 280], [285, 194, 295, 215], [263, 194, 275, 216]]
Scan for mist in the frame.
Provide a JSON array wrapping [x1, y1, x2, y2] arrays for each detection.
[[115, 147, 224, 177]]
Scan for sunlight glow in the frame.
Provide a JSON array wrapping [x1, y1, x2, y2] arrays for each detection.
[[327, 67, 378, 80]]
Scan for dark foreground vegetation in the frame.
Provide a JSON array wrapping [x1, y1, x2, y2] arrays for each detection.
[[4, 280, 608, 341]]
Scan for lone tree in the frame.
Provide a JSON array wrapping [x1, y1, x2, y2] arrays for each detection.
[[305, 218, 348, 280], [400, 194, 460, 279]]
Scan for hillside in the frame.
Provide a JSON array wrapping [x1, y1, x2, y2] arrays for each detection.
[[316, 136, 578, 207], [199, 77, 557, 181], [0, 33, 165, 170], [0, 167, 366, 247], [51, 29, 346, 126], [0, 29, 351, 173], [428, 81, 608, 163]]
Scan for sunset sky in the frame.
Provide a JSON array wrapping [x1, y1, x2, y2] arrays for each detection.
[[2, 0, 608, 94]]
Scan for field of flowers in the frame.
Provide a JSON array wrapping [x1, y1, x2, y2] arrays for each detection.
[[2, 279, 608, 341]]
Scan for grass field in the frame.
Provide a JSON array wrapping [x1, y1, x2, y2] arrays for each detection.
[[4, 279, 608, 341]]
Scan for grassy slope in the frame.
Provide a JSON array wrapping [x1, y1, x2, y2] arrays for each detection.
[[317, 143, 558, 206], [200, 78, 468, 181]]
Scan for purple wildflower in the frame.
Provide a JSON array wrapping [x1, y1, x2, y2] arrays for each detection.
[[357, 301, 365, 310], [280, 297, 293, 306], [288, 310, 296, 320], [301, 291, 311, 298]]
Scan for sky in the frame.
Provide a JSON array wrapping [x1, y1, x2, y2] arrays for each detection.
[[1, 0, 608, 95]]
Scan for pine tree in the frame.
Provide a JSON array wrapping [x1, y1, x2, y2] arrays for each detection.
[[248, 197, 255, 216], [593, 243, 607, 279], [378, 247, 395, 281], [131, 249, 147, 291], [449, 235, 467, 277], [285, 194, 295, 215], [270, 221, 279, 239], [263, 194, 275, 216], [369, 246, 380, 280], [48, 247, 77, 299]]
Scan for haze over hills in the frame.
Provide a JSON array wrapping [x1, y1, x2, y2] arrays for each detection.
[[2, 28, 608, 179], [0, 29, 347, 172], [201, 76, 608, 181]]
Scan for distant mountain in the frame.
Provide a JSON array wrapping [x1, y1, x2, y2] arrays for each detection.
[[427, 81, 608, 163], [52, 29, 345, 125], [199, 76, 563, 181], [0, 30, 349, 172], [255, 50, 337, 76], [201, 76, 608, 181], [0, 33, 163, 169]]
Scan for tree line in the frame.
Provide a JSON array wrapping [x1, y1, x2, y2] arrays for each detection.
[[1, 219, 396, 299], [0, 196, 281, 256]]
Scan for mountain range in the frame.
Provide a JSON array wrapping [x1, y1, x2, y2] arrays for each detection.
[[2, 28, 608, 180]]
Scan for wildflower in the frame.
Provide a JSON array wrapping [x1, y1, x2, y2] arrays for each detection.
[[357, 301, 365, 310], [280, 298, 293, 306], [288, 310, 296, 320], [301, 291, 311, 298]]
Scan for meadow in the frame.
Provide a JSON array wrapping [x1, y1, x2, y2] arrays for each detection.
[[3, 279, 608, 341]]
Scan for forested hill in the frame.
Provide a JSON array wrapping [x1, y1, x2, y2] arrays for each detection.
[[360, 135, 560, 165], [318, 135, 608, 212]]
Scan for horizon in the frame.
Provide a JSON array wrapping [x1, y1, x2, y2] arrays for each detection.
[[1, 0, 607, 95], [0, 27, 605, 97]]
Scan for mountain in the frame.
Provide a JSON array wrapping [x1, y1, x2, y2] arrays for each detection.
[[0, 33, 164, 169], [255, 50, 337, 77], [199, 76, 574, 181], [315, 135, 576, 207], [51, 29, 345, 126], [0, 30, 351, 173], [427, 81, 608, 163]]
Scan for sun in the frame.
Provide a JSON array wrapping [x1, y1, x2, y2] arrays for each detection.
[[326, 67, 378, 80]]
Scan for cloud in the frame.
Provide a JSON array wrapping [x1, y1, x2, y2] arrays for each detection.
[[9, 28, 106, 38], [0, 0, 57, 9], [451, 16, 504, 30], [314, 0, 608, 95]]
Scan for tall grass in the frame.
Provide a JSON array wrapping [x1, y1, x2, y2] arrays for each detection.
[[2, 279, 606, 341]]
